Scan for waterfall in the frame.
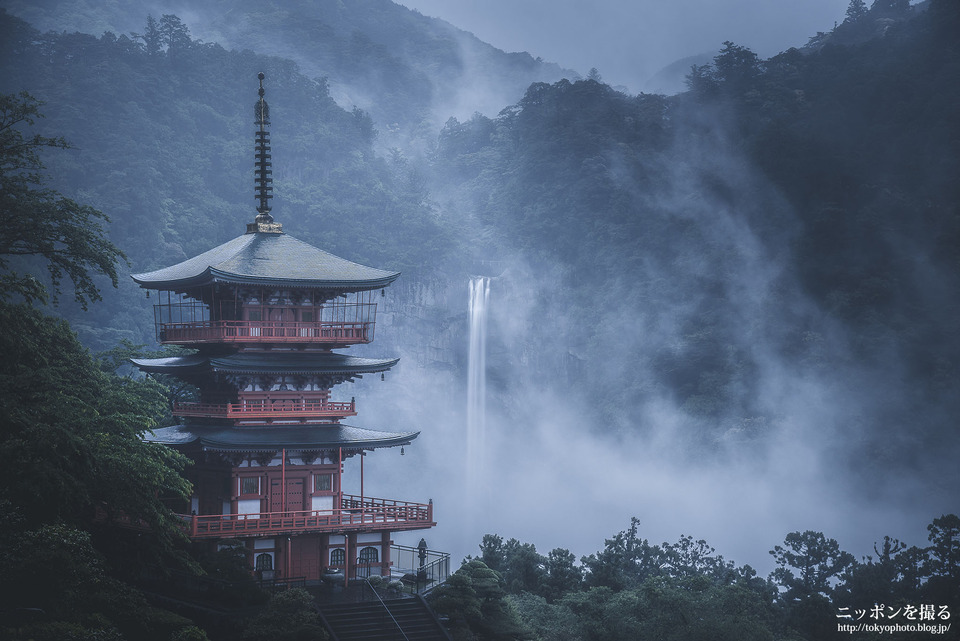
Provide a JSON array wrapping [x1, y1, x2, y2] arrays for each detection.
[[466, 276, 490, 501]]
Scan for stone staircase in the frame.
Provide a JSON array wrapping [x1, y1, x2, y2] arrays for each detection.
[[318, 595, 451, 641]]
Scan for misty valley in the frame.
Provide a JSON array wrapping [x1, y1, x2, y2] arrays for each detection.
[[0, 0, 958, 640]]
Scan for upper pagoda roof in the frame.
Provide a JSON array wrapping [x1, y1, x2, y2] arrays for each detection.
[[131, 232, 399, 292], [145, 422, 419, 453], [131, 352, 399, 377]]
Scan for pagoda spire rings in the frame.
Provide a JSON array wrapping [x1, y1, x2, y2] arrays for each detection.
[[249, 72, 282, 234]]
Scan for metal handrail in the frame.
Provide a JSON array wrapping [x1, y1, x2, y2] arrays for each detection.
[[363, 577, 410, 641]]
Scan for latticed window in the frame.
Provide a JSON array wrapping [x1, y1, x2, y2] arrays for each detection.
[[330, 548, 345, 566], [359, 546, 379, 564], [241, 476, 260, 495], [314, 473, 332, 492], [255, 553, 273, 571]]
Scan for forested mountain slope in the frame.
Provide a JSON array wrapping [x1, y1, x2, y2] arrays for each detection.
[[1, 0, 957, 494], [2, 0, 574, 137], [0, 10, 460, 347], [429, 0, 960, 490]]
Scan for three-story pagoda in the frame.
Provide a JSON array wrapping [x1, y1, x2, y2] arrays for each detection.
[[132, 73, 435, 583]]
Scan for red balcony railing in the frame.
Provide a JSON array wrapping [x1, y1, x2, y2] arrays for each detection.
[[173, 399, 357, 421], [157, 320, 373, 345], [183, 495, 434, 539]]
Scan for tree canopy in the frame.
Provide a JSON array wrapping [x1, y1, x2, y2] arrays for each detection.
[[0, 91, 126, 309]]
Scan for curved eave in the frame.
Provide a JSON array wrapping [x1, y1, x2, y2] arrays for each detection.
[[205, 267, 400, 291], [130, 354, 399, 377], [145, 423, 419, 452], [208, 355, 400, 376], [130, 355, 207, 374], [130, 267, 400, 292], [130, 232, 400, 293]]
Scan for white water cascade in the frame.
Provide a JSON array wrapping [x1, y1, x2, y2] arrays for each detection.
[[466, 276, 490, 504]]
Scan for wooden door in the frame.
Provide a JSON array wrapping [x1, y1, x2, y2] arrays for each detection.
[[270, 477, 305, 514]]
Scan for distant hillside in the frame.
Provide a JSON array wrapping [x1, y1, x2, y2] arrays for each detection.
[[2, 0, 575, 142], [2, 0, 958, 495], [0, 9, 460, 348], [429, 0, 960, 487]]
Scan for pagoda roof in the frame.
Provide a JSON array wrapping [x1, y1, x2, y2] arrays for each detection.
[[145, 423, 418, 452], [131, 352, 399, 376], [131, 231, 399, 292]]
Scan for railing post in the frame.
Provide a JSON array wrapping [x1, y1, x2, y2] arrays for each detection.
[[427, 499, 433, 522], [191, 513, 198, 537]]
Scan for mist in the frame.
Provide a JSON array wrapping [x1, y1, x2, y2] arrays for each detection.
[[349, 110, 955, 572], [402, 0, 854, 92], [2, 0, 955, 583]]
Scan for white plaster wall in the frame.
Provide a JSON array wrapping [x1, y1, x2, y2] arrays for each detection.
[[237, 499, 261, 518], [312, 495, 334, 511]]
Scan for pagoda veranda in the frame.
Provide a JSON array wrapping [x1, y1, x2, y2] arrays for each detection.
[[130, 73, 437, 584]]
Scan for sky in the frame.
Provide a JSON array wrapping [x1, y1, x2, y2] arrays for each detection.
[[401, 0, 852, 92]]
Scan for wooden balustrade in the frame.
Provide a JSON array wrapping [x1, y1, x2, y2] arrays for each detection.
[[173, 399, 357, 420], [184, 494, 434, 539], [158, 320, 373, 345]]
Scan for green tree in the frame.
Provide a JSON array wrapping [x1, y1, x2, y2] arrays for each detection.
[[0, 92, 126, 309], [663, 534, 736, 582], [770, 531, 854, 640], [158, 14, 192, 51], [0, 302, 191, 543], [770, 531, 854, 601], [713, 41, 762, 95], [0, 516, 200, 641], [241, 588, 328, 641], [581, 517, 667, 590], [834, 536, 919, 607], [507, 592, 581, 641], [429, 560, 533, 641], [132, 14, 162, 55], [558, 577, 788, 641], [500, 538, 546, 595], [541, 547, 583, 602], [478, 533, 506, 572], [924, 514, 960, 605], [845, 0, 868, 22]]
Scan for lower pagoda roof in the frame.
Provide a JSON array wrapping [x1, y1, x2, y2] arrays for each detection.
[[131, 352, 399, 376], [145, 423, 418, 453]]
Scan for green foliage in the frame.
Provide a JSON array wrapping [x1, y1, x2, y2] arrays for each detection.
[[834, 536, 920, 608], [507, 592, 581, 641], [0, 10, 462, 350], [581, 517, 668, 591], [241, 588, 328, 641], [770, 531, 855, 601], [486, 517, 959, 640], [0, 517, 199, 641], [542, 548, 583, 602], [924, 514, 960, 605], [844, 0, 868, 23], [0, 91, 126, 309], [556, 577, 788, 641], [0, 301, 192, 543], [429, 560, 533, 641]]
